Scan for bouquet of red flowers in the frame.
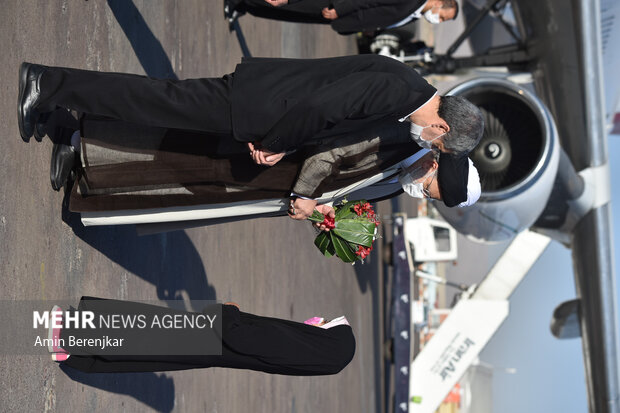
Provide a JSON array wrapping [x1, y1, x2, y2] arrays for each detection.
[[308, 200, 380, 263]]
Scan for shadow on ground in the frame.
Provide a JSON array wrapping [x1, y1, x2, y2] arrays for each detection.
[[354, 253, 384, 413], [61, 364, 175, 413], [60, 0, 215, 308], [62, 197, 217, 306], [107, 0, 178, 79]]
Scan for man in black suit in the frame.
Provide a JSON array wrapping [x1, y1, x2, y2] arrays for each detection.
[[18, 54, 483, 218], [225, 0, 459, 34]]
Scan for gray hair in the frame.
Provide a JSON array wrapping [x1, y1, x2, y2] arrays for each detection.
[[441, 0, 459, 19], [437, 95, 484, 156]]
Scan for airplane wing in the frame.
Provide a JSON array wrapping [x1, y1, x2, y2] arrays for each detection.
[[400, 0, 620, 411], [525, 1, 620, 411]]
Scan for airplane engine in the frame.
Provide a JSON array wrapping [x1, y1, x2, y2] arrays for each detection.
[[435, 78, 560, 242]]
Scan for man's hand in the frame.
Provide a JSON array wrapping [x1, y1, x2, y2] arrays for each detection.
[[313, 204, 336, 231], [288, 197, 318, 220], [321, 7, 338, 20], [248, 142, 285, 166], [264, 0, 288, 6]]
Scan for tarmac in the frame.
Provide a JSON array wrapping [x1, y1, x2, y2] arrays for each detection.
[[0, 1, 392, 412]]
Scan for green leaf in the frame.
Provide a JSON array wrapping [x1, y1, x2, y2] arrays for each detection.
[[333, 219, 376, 247], [334, 199, 370, 221], [331, 232, 358, 263], [335, 205, 355, 220], [334, 202, 355, 220], [314, 231, 335, 257], [307, 210, 325, 223]]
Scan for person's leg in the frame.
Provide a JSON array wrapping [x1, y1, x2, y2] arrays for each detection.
[[37, 66, 233, 134], [236, 0, 331, 24]]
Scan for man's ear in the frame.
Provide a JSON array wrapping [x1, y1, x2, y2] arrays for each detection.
[[431, 120, 450, 152], [436, 118, 450, 134]]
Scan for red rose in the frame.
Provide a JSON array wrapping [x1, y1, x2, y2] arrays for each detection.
[[321, 216, 336, 230]]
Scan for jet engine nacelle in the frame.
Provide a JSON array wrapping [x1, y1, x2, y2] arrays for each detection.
[[435, 77, 560, 243]]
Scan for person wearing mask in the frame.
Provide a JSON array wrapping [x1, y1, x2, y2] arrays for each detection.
[[18, 55, 483, 221], [224, 0, 459, 35]]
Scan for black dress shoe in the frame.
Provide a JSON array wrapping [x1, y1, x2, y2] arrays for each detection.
[[50, 144, 76, 191], [17, 62, 48, 142]]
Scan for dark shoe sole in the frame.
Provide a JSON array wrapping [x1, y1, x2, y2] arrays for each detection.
[[17, 62, 32, 142], [33, 122, 45, 142], [33, 112, 51, 142]]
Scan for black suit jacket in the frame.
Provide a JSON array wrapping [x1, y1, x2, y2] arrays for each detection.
[[331, 0, 427, 33], [230, 54, 436, 153]]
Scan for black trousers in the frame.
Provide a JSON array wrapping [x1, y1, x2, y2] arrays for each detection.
[[235, 0, 332, 24], [38, 66, 233, 134], [61, 297, 355, 375]]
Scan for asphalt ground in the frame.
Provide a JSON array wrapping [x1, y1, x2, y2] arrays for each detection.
[[0, 1, 393, 412]]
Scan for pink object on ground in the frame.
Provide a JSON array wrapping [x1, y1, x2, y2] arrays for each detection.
[[51, 353, 70, 362], [320, 316, 350, 329], [47, 305, 67, 353], [304, 317, 325, 326]]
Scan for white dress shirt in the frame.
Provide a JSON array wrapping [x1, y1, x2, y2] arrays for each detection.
[[386, 1, 428, 29]]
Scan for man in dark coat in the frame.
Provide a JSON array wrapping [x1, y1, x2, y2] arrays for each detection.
[[225, 0, 459, 34], [18, 55, 483, 218]]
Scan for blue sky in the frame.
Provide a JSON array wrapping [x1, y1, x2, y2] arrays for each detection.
[[479, 134, 620, 413]]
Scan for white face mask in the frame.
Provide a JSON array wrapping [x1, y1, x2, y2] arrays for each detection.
[[403, 180, 426, 198], [399, 167, 436, 199], [410, 122, 443, 150], [424, 8, 441, 24]]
